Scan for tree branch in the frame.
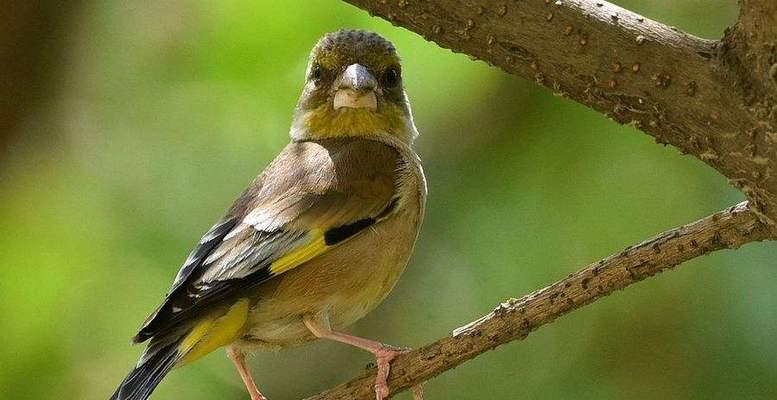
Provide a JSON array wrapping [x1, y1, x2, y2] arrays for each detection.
[[727, 0, 777, 93], [343, 0, 777, 228], [305, 1, 777, 398], [305, 202, 772, 399]]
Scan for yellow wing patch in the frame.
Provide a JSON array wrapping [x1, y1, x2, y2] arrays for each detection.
[[176, 231, 334, 365], [175, 229, 359, 363], [178, 299, 250, 365], [269, 230, 329, 275]]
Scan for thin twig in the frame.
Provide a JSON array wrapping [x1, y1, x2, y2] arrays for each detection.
[[305, 202, 772, 399]]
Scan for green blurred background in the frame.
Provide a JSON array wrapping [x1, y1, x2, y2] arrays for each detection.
[[2, 1, 775, 399]]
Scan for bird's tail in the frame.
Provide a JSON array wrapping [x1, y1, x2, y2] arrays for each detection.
[[110, 334, 185, 400], [111, 299, 251, 400]]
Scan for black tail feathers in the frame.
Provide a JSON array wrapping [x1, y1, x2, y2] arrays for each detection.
[[110, 339, 181, 400]]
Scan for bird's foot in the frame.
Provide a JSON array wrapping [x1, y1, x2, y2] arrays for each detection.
[[373, 346, 423, 400], [373, 345, 402, 399], [300, 317, 424, 399]]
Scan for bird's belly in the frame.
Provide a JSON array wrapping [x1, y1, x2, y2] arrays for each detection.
[[238, 207, 420, 350]]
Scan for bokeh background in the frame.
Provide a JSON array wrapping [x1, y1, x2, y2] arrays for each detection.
[[2, 1, 776, 399]]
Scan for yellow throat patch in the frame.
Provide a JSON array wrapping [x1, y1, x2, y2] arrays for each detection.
[[301, 103, 407, 139]]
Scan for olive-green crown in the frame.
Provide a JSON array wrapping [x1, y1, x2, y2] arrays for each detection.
[[311, 30, 400, 71]]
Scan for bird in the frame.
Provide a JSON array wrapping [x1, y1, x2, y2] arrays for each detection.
[[110, 29, 427, 400]]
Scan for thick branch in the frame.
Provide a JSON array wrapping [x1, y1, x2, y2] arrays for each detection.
[[714, 0, 777, 225], [728, 0, 777, 92], [305, 202, 772, 400], [344, 0, 777, 227]]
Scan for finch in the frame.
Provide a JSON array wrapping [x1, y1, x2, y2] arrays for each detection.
[[111, 29, 427, 400]]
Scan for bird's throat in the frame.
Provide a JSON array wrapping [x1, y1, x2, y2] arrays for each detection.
[[292, 103, 411, 142]]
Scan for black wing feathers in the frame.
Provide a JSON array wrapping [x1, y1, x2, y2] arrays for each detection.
[[324, 198, 398, 245], [134, 218, 238, 343]]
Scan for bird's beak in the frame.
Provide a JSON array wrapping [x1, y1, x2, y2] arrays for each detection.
[[333, 64, 378, 111]]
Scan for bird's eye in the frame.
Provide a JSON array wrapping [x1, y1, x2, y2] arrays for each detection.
[[309, 63, 323, 83], [381, 67, 401, 88]]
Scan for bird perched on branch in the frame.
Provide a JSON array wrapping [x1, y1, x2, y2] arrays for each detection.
[[110, 30, 427, 400]]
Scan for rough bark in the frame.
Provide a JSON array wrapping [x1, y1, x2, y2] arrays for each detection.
[[342, 0, 777, 229], [306, 202, 771, 399], [720, 0, 777, 224], [729, 0, 777, 94]]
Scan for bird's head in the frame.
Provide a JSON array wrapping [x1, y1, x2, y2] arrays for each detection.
[[291, 30, 418, 144]]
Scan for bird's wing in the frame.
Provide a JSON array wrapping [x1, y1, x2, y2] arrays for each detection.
[[134, 138, 401, 342]]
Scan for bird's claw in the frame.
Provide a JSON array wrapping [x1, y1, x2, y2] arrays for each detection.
[[373, 345, 420, 400]]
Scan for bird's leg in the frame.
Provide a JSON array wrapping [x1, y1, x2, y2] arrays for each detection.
[[411, 383, 424, 399], [226, 346, 268, 400], [303, 316, 424, 400]]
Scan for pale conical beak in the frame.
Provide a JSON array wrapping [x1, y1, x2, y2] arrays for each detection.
[[333, 64, 378, 111]]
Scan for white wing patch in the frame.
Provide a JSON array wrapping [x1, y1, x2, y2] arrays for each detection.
[[195, 227, 313, 284]]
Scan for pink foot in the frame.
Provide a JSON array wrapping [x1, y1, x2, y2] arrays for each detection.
[[300, 317, 425, 400], [373, 346, 400, 399], [373, 346, 423, 400]]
